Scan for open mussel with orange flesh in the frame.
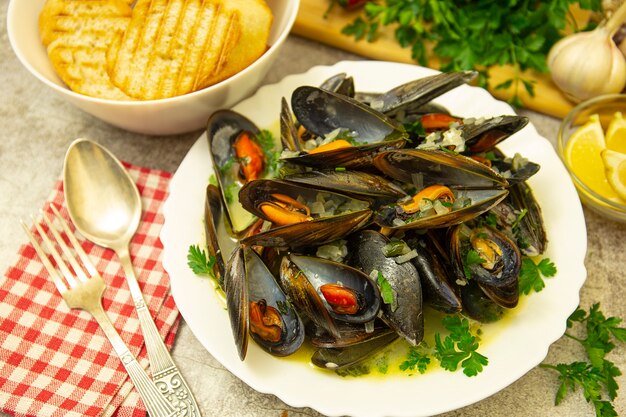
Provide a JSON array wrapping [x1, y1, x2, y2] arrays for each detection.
[[207, 110, 278, 234], [373, 149, 509, 229], [449, 224, 521, 309], [347, 230, 424, 346], [224, 245, 305, 361], [283, 169, 407, 206], [239, 179, 372, 248], [282, 86, 408, 169], [368, 71, 478, 117], [279, 254, 381, 339]]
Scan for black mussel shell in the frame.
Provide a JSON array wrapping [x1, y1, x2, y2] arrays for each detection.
[[460, 115, 529, 154], [311, 331, 399, 370], [348, 230, 424, 346], [369, 71, 477, 116]]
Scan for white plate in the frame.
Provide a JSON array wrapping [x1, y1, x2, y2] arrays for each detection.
[[161, 61, 587, 417]]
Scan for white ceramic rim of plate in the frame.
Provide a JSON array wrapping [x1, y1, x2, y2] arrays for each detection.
[[161, 60, 588, 417]]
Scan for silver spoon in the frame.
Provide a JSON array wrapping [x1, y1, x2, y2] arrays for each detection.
[[63, 138, 201, 416]]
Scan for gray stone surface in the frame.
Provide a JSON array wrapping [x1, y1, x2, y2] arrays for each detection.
[[1, 2, 625, 416]]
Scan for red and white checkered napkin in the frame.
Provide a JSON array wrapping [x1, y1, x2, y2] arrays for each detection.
[[0, 164, 181, 417]]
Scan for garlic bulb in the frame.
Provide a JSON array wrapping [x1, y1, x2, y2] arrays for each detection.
[[548, 2, 626, 102]]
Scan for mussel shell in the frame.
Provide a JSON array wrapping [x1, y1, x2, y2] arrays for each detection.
[[224, 245, 305, 360], [206, 109, 260, 234], [311, 331, 399, 370], [239, 179, 372, 248], [283, 169, 407, 204], [224, 245, 248, 360], [245, 248, 305, 356], [308, 320, 394, 348], [280, 97, 301, 152], [488, 148, 540, 184], [374, 188, 509, 230], [347, 230, 424, 346], [460, 115, 529, 154], [204, 184, 227, 286], [369, 71, 478, 116], [286, 86, 408, 169], [409, 237, 462, 314], [282, 141, 407, 170], [489, 182, 546, 257], [449, 225, 521, 308], [319, 72, 355, 97], [459, 279, 506, 323], [281, 254, 381, 326], [374, 149, 509, 190]]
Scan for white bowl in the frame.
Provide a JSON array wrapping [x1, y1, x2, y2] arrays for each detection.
[[7, 0, 299, 135]]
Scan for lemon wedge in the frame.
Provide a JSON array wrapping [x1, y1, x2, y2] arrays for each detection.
[[605, 112, 626, 154], [564, 114, 620, 200], [602, 149, 626, 201]]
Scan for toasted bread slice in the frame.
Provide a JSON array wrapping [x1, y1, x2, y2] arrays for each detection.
[[198, 0, 272, 88], [39, 0, 132, 100], [107, 0, 241, 100], [47, 33, 133, 100], [39, 0, 132, 47]]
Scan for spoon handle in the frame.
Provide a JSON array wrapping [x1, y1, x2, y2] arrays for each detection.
[[118, 246, 203, 417]]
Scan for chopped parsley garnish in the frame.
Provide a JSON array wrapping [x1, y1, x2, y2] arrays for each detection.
[[540, 304, 626, 417], [519, 256, 557, 295], [463, 249, 485, 279], [377, 271, 395, 305], [399, 347, 431, 374], [434, 315, 488, 377], [209, 174, 218, 186], [187, 245, 216, 278]]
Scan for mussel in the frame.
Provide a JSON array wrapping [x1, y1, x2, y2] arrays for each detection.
[[224, 245, 305, 360], [347, 230, 424, 346], [373, 149, 509, 229], [280, 254, 381, 338], [282, 86, 408, 169], [239, 179, 372, 248], [449, 224, 521, 309]]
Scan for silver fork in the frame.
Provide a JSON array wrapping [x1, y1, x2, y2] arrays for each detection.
[[21, 205, 176, 417]]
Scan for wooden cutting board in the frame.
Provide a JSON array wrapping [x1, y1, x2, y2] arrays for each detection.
[[291, 0, 578, 119]]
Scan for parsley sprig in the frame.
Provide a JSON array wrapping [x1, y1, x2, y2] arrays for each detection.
[[435, 315, 488, 377], [399, 315, 488, 377], [187, 245, 216, 278], [540, 304, 626, 417], [341, 0, 601, 106], [519, 256, 557, 295]]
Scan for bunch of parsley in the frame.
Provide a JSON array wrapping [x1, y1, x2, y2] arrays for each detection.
[[342, 0, 602, 106], [540, 304, 626, 417]]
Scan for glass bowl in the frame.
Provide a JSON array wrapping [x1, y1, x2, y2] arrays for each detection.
[[557, 94, 626, 223]]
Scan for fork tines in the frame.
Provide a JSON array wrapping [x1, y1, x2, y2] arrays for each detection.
[[21, 204, 95, 294]]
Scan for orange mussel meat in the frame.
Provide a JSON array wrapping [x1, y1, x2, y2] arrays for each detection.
[[234, 131, 265, 182]]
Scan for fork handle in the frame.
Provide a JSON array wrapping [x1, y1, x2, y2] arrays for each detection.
[[89, 304, 176, 417], [119, 247, 202, 416]]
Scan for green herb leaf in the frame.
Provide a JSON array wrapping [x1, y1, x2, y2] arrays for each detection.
[[434, 315, 488, 377], [542, 304, 626, 417], [187, 245, 216, 277], [399, 347, 431, 374], [377, 271, 395, 305], [519, 256, 556, 295]]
